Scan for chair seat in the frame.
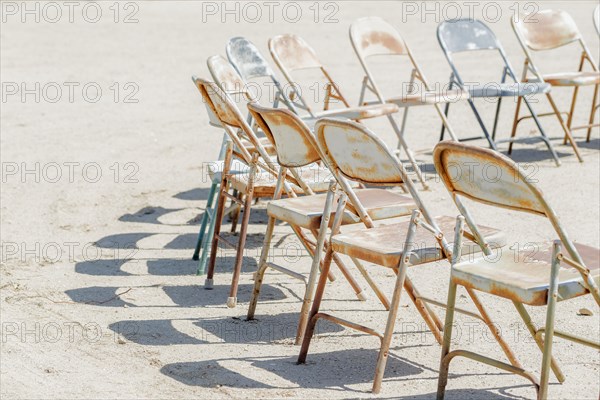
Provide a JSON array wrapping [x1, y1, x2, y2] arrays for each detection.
[[542, 71, 600, 87], [387, 89, 469, 106], [227, 164, 344, 198], [331, 216, 506, 268], [267, 188, 416, 229], [314, 103, 399, 120], [468, 82, 551, 98], [452, 242, 600, 306]]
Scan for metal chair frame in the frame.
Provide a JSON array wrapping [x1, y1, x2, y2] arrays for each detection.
[[192, 55, 266, 274], [298, 119, 522, 393], [193, 77, 294, 307], [268, 33, 429, 190], [437, 18, 563, 166], [246, 103, 424, 344], [512, 9, 598, 156], [349, 17, 465, 147], [433, 141, 600, 399]]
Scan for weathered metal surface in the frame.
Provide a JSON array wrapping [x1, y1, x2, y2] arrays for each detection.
[[316, 118, 405, 185], [269, 34, 322, 71], [248, 102, 321, 168], [207, 55, 250, 97], [387, 89, 469, 106], [542, 71, 600, 87], [197, 78, 246, 129], [465, 83, 551, 98], [315, 103, 399, 119], [330, 215, 505, 268], [434, 141, 548, 216], [452, 242, 600, 306], [438, 19, 500, 54], [267, 188, 415, 230], [226, 37, 275, 81], [350, 16, 408, 58], [513, 9, 580, 51]]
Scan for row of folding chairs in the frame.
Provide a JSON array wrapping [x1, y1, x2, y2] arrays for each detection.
[[189, 10, 600, 399]]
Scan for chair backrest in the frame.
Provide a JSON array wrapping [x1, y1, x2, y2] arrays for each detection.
[[433, 141, 583, 264], [434, 141, 548, 215], [316, 118, 404, 185], [193, 77, 272, 167], [227, 37, 276, 81], [438, 19, 502, 54], [512, 9, 581, 51], [207, 55, 254, 101], [350, 17, 409, 59], [595, 5, 600, 36], [247, 102, 320, 168], [270, 34, 322, 72], [269, 34, 349, 116], [315, 118, 438, 232]]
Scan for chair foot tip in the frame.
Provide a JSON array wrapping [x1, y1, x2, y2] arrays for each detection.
[[192, 255, 199, 261], [204, 279, 213, 289], [227, 297, 237, 308], [356, 290, 368, 301]]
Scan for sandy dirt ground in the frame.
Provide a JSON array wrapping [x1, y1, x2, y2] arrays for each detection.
[[1, 1, 599, 399]]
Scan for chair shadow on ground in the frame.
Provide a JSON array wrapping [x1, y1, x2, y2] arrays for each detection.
[[64, 282, 285, 308], [161, 349, 533, 397], [173, 187, 214, 201], [159, 348, 421, 391]]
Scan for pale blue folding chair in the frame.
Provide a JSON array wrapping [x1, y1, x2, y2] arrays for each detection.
[[437, 19, 562, 166], [226, 36, 298, 113]]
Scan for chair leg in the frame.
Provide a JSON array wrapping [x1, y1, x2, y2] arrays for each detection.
[[386, 115, 429, 190], [435, 103, 459, 141], [466, 288, 522, 368], [197, 207, 218, 276], [538, 242, 561, 400], [246, 215, 277, 320], [193, 180, 218, 261], [229, 190, 241, 234], [508, 96, 524, 155], [563, 86, 579, 145], [467, 99, 498, 150], [403, 276, 443, 344], [522, 97, 561, 166], [372, 211, 419, 394], [205, 144, 233, 288], [350, 257, 390, 309], [491, 97, 503, 141], [227, 178, 255, 308], [297, 244, 335, 364], [586, 84, 599, 142], [436, 280, 459, 400], [296, 185, 336, 345], [545, 93, 583, 162], [439, 102, 451, 141], [513, 301, 565, 383]]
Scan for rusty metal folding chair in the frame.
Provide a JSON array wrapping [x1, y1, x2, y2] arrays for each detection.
[[350, 17, 468, 146], [193, 78, 284, 307], [192, 55, 276, 274], [298, 119, 520, 393], [434, 141, 600, 399], [226, 36, 298, 113], [437, 19, 563, 166], [246, 103, 422, 344], [512, 9, 598, 155], [268, 34, 429, 190]]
